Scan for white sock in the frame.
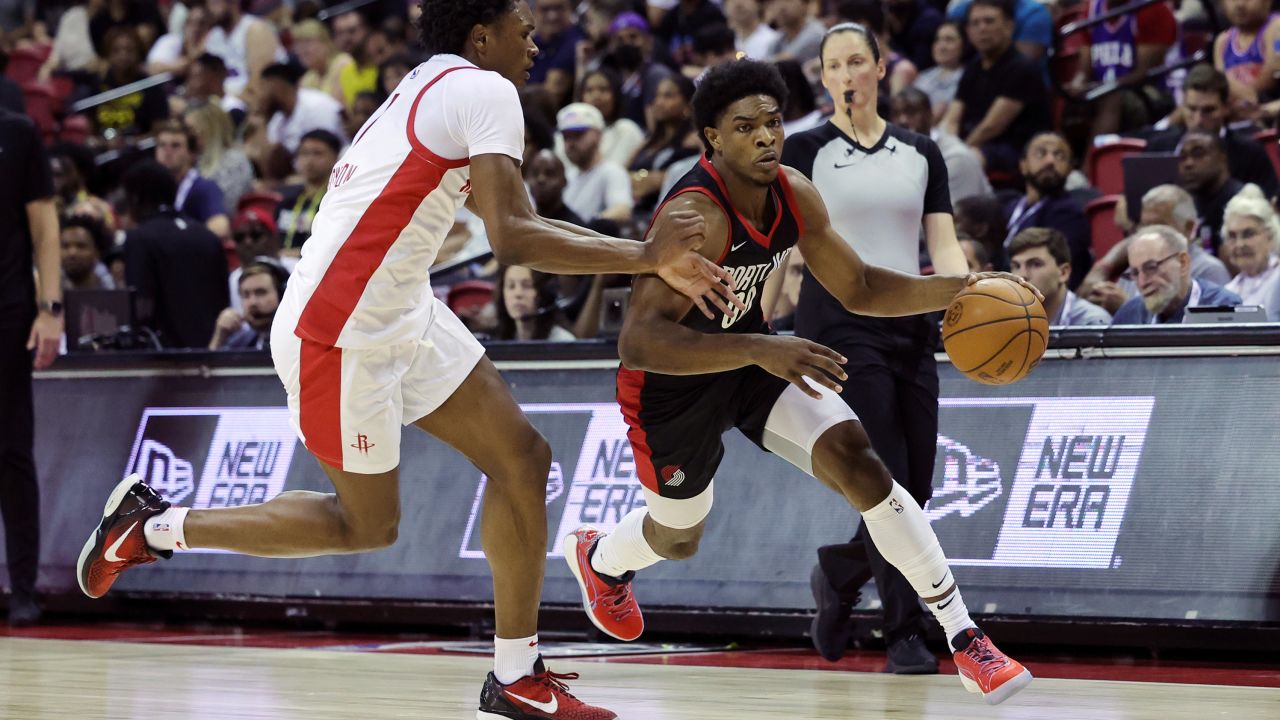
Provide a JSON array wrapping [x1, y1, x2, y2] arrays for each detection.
[[860, 481, 975, 643], [493, 634, 539, 685], [142, 507, 190, 552], [590, 508, 665, 579]]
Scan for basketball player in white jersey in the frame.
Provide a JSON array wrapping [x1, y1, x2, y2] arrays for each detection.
[[75, 3, 743, 718]]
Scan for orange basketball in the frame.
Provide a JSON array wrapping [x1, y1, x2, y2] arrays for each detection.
[[942, 278, 1049, 385]]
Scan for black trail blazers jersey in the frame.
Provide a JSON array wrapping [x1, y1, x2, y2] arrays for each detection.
[[658, 155, 803, 335]]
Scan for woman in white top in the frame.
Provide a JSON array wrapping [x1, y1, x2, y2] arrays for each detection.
[[554, 68, 646, 170], [912, 20, 966, 123], [1221, 184, 1280, 320]]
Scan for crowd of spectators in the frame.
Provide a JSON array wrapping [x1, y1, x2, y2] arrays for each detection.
[[2, 0, 1279, 350]]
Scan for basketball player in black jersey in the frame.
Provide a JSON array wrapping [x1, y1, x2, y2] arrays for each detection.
[[562, 60, 1039, 706]]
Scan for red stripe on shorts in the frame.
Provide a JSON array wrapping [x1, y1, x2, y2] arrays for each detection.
[[616, 367, 659, 493], [299, 339, 345, 470]]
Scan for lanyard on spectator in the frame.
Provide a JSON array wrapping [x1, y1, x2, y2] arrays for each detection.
[[284, 189, 323, 250], [1156, 280, 1202, 324], [1004, 197, 1046, 248], [176, 169, 199, 212]]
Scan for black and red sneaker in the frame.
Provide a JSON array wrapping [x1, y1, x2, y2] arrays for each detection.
[[562, 526, 644, 641], [477, 657, 617, 720], [77, 474, 171, 599]]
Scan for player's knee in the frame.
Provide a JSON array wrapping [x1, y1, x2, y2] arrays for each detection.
[[498, 428, 553, 486], [819, 423, 892, 503], [335, 500, 400, 551]]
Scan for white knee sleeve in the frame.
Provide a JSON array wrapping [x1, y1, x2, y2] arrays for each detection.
[[761, 379, 858, 476]]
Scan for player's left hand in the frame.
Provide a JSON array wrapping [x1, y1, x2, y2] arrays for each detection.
[[965, 272, 1045, 304], [27, 311, 63, 370], [657, 251, 748, 319]]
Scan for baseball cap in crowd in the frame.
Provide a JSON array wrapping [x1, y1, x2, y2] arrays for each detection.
[[233, 207, 278, 237], [609, 11, 650, 35], [556, 103, 606, 133]]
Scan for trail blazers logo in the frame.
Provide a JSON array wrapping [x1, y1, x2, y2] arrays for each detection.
[[126, 408, 299, 550]]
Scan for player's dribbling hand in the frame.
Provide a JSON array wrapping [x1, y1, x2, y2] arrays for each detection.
[[965, 272, 1045, 303], [755, 336, 848, 399], [647, 209, 746, 319]]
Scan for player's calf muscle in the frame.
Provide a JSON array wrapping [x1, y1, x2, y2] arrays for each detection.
[[813, 423, 893, 510]]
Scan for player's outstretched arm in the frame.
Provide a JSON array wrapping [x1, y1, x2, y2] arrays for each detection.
[[468, 154, 742, 319], [788, 169, 1041, 315], [619, 194, 846, 399]]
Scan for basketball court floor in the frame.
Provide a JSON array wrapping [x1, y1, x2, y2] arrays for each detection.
[[1, 623, 1277, 719]]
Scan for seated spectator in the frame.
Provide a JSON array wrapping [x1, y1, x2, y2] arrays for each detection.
[[1005, 132, 1090, 288], [527, 150, 586, 227], [557, 68, 646, 170], [913, 21, 966, 123], [1069, 0, 1176, 136], [657, 0, 726, 68], [1177, 129, 1245, 255], [692, 23, 741, 74], [39, 0, 101, 79], [493, 265, 577, 342], [946, 0, 1051, 62], [61, 214, 115, 291], [276, 129, 340, 255], [1221, 184, 1280, 319], [1141, 65, 1278, 198], [942, 0, 1049, 173], [607, 12, 677, 128], [767, 0, 826, 64], [890, 87, 992, 203], [959, 235, 993, 272], [177, 53, 247, 123], [145, 1, 212, 76], [530, 0, 585, 107], [887, 0, 944, 72], [836, 0, 917, 97], [209, 260, 286, 350], [628, 76, 700, 214], [1082, 184, 1232, 313], [154, 119, 230, 238], [184, 102, 254, 212], [725, 0, 779, 60], [1213, 0, 1280, 113], [120, 160, 228, 348], [379, 53, 418, 98], [202, 0, 285, 100], [260, 61, 346, 154], [332, 10, 380, 110], [344, 91, 380, 141], [228, 207, 293, 311], [92, 26, 169, 137], [1009, 227, 1112, 325], [89, 0, 163, 58], [954, 193, 1009, 269], [777, 60, 823, 136], [1112, 225, 1242, 324], [558, 103, 634, 222], [291, 18, 351, 105], [48, 143, 115, 227]]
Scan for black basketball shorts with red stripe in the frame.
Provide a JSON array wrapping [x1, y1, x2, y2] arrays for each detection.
[[616, 364, 791, 499]]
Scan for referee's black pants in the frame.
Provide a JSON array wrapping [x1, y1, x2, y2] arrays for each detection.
[[0, 321, 40, 598], [797, 300, 940, 644]]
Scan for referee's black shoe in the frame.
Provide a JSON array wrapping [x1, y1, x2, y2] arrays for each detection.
[[809, 563, 865, 661], [884, 633, 939, 674]]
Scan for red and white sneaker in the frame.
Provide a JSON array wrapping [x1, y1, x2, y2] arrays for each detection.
[[77, 474, 172, 599], [477, 657, 616, 719], [562, 526, 644, 641], [951, 628, 1033, 705]]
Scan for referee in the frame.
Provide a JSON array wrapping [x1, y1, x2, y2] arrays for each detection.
[[781, 22, 969, 674]]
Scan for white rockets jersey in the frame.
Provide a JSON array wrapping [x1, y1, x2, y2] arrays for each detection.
[[278, 54, 524, 348]]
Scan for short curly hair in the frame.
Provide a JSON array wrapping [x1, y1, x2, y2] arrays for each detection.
[[692, 60, 788, 153], [417, 0, 516, 57]]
